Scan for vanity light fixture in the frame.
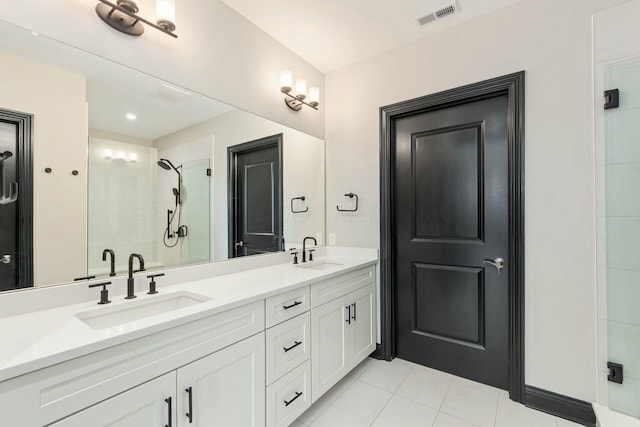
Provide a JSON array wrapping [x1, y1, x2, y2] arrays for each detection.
[[95, 0, 177, 38], [104, 149, 137, 163], [280, 70, 320, 111]]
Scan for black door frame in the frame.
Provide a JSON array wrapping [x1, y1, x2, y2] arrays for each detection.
[[379, 72, 525, 402], [227, 133, 284, 257], [0, 108, 34, 289]]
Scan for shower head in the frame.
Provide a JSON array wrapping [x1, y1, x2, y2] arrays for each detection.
[[0, 151, 12, 161], [157, 160, 172, 170]]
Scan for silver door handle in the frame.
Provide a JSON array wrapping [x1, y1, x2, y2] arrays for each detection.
[[1, 255, 11, 264], [483, 257, 505, 275], [235, 240, 244, 248]]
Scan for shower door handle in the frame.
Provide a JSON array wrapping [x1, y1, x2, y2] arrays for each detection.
[[1, 255, 11, 264]]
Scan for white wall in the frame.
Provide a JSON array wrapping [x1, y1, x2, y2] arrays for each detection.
[[0, 50, 87, 286], [0, 0, 324, 139], [324, 0, 630, 403]]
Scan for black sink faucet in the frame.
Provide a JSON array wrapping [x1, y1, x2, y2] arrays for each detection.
[[102, 249, 116, 277], [302, 237, 317, 263], [126, 253, 145, 299]]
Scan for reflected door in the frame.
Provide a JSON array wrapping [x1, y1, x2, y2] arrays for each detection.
[[228, 135, 283, 257], [0, 110, 32, 291]]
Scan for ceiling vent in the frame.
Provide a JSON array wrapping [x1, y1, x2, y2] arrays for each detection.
[[415, 2, 459, 27]]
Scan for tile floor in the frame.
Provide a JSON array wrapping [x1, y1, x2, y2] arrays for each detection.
[[293, 358, 584, 427]]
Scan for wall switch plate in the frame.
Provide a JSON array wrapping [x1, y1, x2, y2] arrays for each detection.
[[329, 233, 336, 246], [316, 233, 323, 244]]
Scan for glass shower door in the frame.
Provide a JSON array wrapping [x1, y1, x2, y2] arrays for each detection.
[[603, 57, 640, 419], [179, 158, 211, 265]]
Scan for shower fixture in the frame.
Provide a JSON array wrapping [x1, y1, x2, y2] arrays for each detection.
[[157, 158, 185, 248], [0, 151, 17, 205]]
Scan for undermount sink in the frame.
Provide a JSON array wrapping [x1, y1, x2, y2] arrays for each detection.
[[295, 261, 344, 271], [76, 291, 211, 330]]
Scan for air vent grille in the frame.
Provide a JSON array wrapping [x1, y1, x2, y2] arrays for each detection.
[[415, 2, 459, 27]]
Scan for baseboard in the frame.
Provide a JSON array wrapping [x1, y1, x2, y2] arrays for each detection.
[[524, 385, 596, 426], [370, 343, 387, 360]]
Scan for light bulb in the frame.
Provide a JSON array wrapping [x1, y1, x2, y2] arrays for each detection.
[[128, 153, 138, 163], [156, 0, 176, 31], [295, 79, 307, 100], [280, 70, 293, 93], [104, 149, 113, 159], [116, 151, 126, 160], [308, 87, 320, 106]]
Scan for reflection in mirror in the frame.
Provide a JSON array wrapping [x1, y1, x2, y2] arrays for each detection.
[[0, 19, 325, 292]]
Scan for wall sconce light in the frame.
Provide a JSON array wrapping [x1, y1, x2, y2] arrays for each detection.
[[104, 149, 137, 163], [95, 0, 177, 38], [281, 70, 320, 111]]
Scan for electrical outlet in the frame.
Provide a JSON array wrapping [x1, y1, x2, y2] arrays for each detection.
[[316, 233, 323, 245], [329, 233, 336, 246]]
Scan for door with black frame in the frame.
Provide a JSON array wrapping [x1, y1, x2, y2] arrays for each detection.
[[381, 73, 524, 396], [0, 108, 33, 291], [228, 134, 283, 258]]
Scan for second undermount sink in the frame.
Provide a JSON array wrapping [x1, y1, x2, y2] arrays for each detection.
[[76, 291, 211, 330], [295, 260, 344, 271]]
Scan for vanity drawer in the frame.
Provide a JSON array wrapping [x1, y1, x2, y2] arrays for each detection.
[[0, 301, 264, 427], [311, 265, 375, 308], [266, 311, 310, 384], [265, 285, 310, 328], [266, 360, 311, 427]]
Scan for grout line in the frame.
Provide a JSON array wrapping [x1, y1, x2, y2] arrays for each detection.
[[367, 387, 394, 427]]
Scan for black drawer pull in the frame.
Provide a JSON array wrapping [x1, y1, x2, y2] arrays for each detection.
[[283, 301, 302, 310], [165, 397, 172, 427], [283, 341, 302, 353], [284, 391, 303, 407], [185, 386, 193, 423]]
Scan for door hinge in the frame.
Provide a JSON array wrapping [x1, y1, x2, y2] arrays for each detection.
[[206, 168, 212, 176], [604, 89, 619, 110], [607, 361, 623, 384]]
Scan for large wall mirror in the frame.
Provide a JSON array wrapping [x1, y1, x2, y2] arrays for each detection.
[[0, 19, 325, 292]]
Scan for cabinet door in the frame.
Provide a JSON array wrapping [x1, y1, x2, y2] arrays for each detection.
[[177, 332, 265, 427], [350, 284, 377, 365], [50, 372, 176, 427], [311, 295, 350, 402]]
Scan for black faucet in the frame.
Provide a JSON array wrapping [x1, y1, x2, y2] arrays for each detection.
[[126, 253, 145, 299], [102, 249, 116, 277], [302, 237, 317, 263]]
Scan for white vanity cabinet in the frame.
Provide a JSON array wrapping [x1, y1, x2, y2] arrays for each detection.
[[50, 372, 177, 427], [176, 332, 265, 427], [310, 266, 376, 401]]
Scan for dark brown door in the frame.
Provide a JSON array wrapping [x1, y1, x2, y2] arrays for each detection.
[[393, 94, 510, 389], [228, 134, 283, 257]]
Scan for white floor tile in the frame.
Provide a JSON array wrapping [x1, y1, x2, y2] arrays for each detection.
[[371, 395, 438, 427], [298, 375, 355, 425], [440, 377, 500, 427], [433, 412, 482, 427], [357, 358, 413, 393], [395, 364, 454, 410], [494, 393, 557, 427], [309, 380, 392, 427], [348, 357, 376, 380]]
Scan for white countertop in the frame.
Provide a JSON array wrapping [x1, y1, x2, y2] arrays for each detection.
[[0, 253, 376, 383]]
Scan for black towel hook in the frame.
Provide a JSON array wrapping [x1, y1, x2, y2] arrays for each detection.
[[291, 196, 309, 213], [337, 193, 358, 212]]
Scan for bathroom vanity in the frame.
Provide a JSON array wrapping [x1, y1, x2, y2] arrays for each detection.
[[0, 249, 377, 427]]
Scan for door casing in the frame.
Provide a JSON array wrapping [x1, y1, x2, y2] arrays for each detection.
[[0, 108, 33, 289], [227, 134, 283, 258], [378, 72, 525, 402]]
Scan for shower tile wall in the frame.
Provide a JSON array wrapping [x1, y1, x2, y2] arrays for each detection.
[[88, 137, 158, 275]]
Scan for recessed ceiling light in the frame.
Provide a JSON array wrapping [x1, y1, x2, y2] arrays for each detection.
[[126, 113, 137, 121]]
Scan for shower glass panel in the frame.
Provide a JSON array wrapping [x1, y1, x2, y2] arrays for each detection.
[[179, 158, 211, 265], [604, 57, 640, 419]]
